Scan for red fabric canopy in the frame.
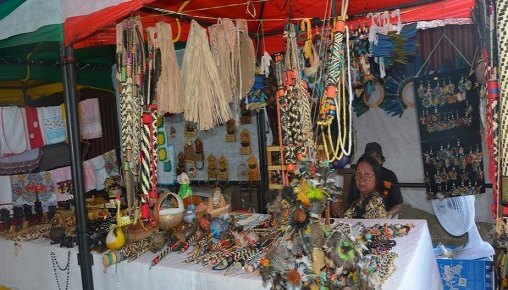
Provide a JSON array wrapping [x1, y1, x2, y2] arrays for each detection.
[[64, 0, 475, 53]]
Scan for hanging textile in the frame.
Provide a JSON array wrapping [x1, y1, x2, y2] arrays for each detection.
[[37, 105, 67, 145], [0, 148, 43, 175], [103, 149, 120, 177], [235, 19, 256, 99], [209, 21, 234, 103], [89, 154, 107, 191], [79, 98, 103, 140], [0, 176, 12, 209], [49, 166, 72, 202], [24, 106, 44, 149], [10, 171, 56, 212], [156, 117, 176, 186], [181, 20, 232, 131], [0, 106, 30, 156], [155, 22, 185, 114]]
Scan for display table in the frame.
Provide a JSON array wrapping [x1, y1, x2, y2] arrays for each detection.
[[0, 219, 441, 290]]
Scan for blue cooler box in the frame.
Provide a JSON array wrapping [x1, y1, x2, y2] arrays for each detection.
[[436, 258, 493, 290]]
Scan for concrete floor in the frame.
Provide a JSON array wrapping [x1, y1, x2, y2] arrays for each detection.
[[398, 204, 494, 247]]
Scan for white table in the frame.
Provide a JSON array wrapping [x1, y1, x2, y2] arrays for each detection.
[[338, 219, 443, 290], [0, 219, 441, 290]]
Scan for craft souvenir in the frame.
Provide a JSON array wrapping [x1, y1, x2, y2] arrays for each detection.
[[225, 119, 237, 142], [240, 129, 251, 155], [176, 152, 185, 175], [247, 155, 259, 182], [239, 105, 252, 125], [207, 154, 217, 181], [158, 190, 185, 231], [194, 137, 204, 169], [177, 173, 193, 200], [183, 122, 197, 138], [206, 187, 230, 217], [184, 139, 195, 164], [217, 155, 228, 185]]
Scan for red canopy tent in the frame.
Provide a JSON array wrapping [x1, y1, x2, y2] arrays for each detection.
[[65, 0, 475, 53]]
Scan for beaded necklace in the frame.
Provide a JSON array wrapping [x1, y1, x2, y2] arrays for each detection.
[[50, 251, 71, 290]]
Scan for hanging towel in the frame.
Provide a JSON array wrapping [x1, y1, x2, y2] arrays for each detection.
[[83, 160, 97, 192], [0, 107, 29, 156], [0, 148, 43, 175], [0, 175, 13, 208], [90, 154, 107, 191], [49, 166, 72, 202], [24, 106, 44, 149], [49, 166, 71, 184], [10, 171, 56, 212], [37, 105, 67, 145], [80, 98, 103, 139]]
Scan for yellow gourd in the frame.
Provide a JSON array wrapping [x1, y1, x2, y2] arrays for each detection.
[[106, 225, 125, 250]]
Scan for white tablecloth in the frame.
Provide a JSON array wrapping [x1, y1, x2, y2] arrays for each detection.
[[0, 219, 441, 290]]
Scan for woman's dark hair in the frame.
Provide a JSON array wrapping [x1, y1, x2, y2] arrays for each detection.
[[355, 154, 384, 193]]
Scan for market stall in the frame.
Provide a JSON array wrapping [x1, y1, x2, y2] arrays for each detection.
[[0, 0, 502, 289]]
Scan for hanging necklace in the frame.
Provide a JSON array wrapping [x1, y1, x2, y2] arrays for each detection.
[[50, 251, 71, 290]]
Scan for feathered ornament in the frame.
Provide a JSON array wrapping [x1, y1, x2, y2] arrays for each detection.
[[286, 268, 303, 288], [308, 221, 325, 248]]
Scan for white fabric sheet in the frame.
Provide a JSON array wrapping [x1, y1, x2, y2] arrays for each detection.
[[0, 219, 441, 290]]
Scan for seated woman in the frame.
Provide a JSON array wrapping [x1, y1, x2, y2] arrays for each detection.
[[343, 155, 389, 219]]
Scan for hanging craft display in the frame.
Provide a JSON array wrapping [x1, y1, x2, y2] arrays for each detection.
[[239, 105, 252, 125], [317, 10, 353, 163], [414, 69, 485, 199], [156, 117, 176, 186], [225, 119, 237, 143], [217, 155, 228, 185], [116, 16, 144, 171], [181, 20, 232, 131], [207, 154, 217, 182], [183, 122, 197, 138], [176, 152, 185, 176], [154, 22, 185, 114], [194, 137, 204, 169], [208, 21, 234, 103], [183, 139, 195, 165], [247, 155, 259, 183], [240, 129, 251, 155]]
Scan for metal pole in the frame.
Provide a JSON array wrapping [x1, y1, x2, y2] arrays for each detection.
[[61, 44, 94, 290], [256, 110, 268, 213]]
